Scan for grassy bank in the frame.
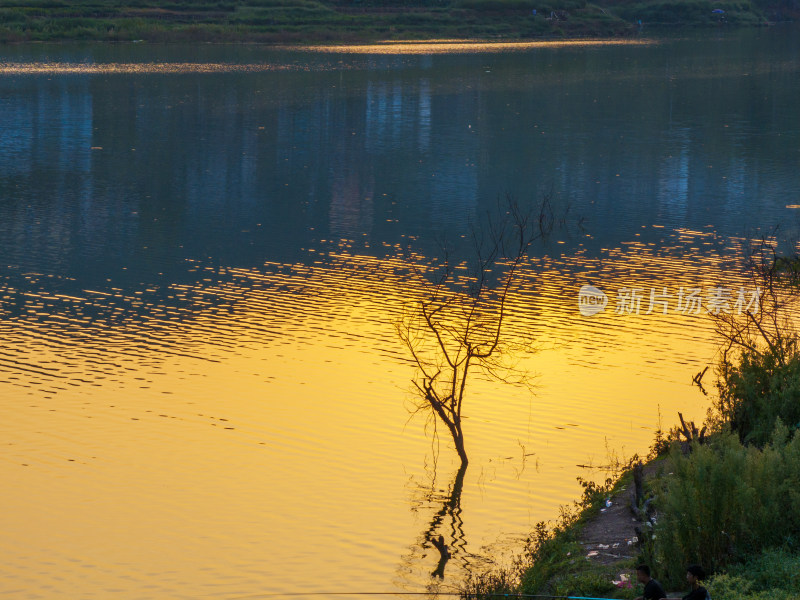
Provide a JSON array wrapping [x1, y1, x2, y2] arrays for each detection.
[[0, 0, 795, 43], [465, 250, 800, 600], [467, 430, 800, 600]]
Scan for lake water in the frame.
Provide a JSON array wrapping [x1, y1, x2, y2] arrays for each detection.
[[1, 28, 800, 599]]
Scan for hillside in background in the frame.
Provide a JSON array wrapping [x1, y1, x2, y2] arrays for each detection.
[[0, 0, 797, 42]]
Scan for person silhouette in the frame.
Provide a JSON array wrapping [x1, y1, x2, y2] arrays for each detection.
[[661, 564, 711, 600]]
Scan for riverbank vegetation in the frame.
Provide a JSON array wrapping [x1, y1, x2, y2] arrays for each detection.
[[462, 246, 800, 600], [0, 0, 796, 43]]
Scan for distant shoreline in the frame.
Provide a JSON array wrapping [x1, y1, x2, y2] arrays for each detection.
[[0, 0, 790, 45]]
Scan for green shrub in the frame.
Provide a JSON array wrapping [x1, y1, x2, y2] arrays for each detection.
[[708, 548, 800, 599], [712, 339, 800, 447], [652, 427, 800, 588], [725, 548, 800, 594]]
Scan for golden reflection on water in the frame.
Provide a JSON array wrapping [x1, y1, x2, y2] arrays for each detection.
[[0, 232, 765, 596], [290, 39, 652, 54], [0, 62, 302, 74], [0, 40, 654, 76]]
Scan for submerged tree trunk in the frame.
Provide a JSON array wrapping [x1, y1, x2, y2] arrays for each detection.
[[424, 461, 468, 578], [453, 426, 468, 467]]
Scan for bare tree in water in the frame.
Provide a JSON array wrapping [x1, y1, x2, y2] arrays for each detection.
[[397, 194, 562, 468]]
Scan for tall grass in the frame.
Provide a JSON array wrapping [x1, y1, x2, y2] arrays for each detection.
[[651, 424, 800, 589]]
